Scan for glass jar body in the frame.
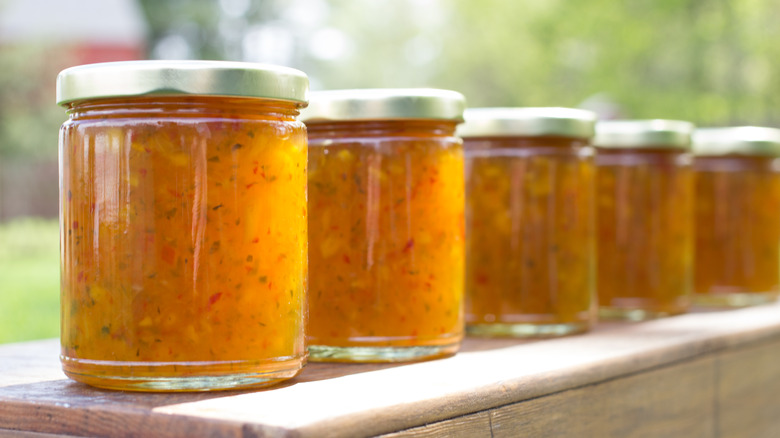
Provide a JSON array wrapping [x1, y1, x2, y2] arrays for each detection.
[[693, 155, 780, 306], [59, 96, 308, 391], [464, 136, 596, 337], [307, 120, 465, 362], [596, 148, 693, 320]]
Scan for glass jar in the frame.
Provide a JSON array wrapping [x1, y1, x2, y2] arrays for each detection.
[[303, 89, 466, 362], [57, 61, 309, 391], [459, 108, 597, 337], [594, 120, 694, 320], [692, 127, 780, 307]]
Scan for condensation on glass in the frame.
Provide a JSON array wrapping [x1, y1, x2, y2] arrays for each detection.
[[594, 120, 694, 320], [460, 108, 597, 337], [303, 89, 466, 362], [57, 61, 309, 391], [693, 127, 780, 307]]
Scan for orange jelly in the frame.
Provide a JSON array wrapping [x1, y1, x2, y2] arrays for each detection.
[[304, 89, 466, 362], [594, 120, 694, 320], [693, 127, 780, 306], [57, 61, 309, 391], [460, 108, 597, 337]]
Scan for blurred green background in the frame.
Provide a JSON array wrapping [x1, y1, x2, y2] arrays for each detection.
[[1, 0, 779, 343]]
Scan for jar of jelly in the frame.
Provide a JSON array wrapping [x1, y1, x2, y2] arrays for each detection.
[[594, 120, 694, 320], [303, 89, 466, 362], [459, 108, 597, 337], [693, 127, 780, 307], [57, 61, 309, 391]]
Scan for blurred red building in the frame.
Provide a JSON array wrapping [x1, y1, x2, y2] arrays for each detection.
[[0, 0, 148, 220]]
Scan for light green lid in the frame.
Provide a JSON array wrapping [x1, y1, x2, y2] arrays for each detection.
[[458, 107, 596, 138], [693, 126, 780, 156], [56, 60, 309, 106], [301, 88, 466, 123], [594, 120, 694, 150]]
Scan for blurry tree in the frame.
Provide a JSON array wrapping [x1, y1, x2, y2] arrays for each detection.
[[440, 0, 780, 125], [136, 0, 780, 127], [0, 45, 65, 158]]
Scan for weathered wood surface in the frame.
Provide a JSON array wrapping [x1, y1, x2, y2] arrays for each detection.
[[2, 302, 780, 437]]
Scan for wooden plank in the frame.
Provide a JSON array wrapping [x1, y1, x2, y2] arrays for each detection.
[[0, 431, 77, 438], [385, 356, 715, 438], [716, 338, 780, 438], [379, 412, 492, 438], [1, 303, 780, 437]]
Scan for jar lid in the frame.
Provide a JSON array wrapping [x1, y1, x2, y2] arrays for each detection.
[[594, 120, 694, 149], [693, 126, 780, 157], [56, 60, 309, 106], [300, 88, 466, 123], [457, 107, 596, 138]]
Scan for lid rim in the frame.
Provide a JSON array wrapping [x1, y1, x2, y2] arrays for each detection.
[[56, 60, 309, 106], [594, 119, 694, 150], [458, 107, 597, 138], [693, 127, 780, 157], [300, 88, 466, 122]]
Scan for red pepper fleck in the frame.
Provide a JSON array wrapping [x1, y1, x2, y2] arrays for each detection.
[[77, 271, 85, 282], [245, 265, 254, 273], [246, 182, 257, 189], [267, 227, 271, 235], [251, 237, 259, 243], [402, 239, 415, 253], [302, 207, 306, 217], [144, 147, 152, 154], [167, 189, 181, 198], [330, 225, 340, 231], [268, 281, 273, 289], [72, 221, 79, 230], [476, 273, 489, 285], [343, 254, 351, 264], [139, 168, 147, 176], [411, 329, 419, 337], [161, 245, 176, 265], [208, 292, 222, 308]]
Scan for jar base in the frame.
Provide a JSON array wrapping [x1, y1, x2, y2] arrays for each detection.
[[693, 291, 778, 308], [466, 321, 590, 338], [307, 342, 460, 363], [61, 355, 305, 392], [599, 307, 686, 321]]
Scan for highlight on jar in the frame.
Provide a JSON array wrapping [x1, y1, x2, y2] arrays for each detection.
[[57, 60, 309, 391], [459, 107, 598, 337], [692, 126, 780, 308], [302, 88, 467, 363], [594, 120, 695, 321]]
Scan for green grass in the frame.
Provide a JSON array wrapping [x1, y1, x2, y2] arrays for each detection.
[[0, 218, 60, 344]]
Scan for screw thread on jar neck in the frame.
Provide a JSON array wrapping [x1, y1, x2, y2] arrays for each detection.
[[67, 96, 303, 122], [306, 119, 459, 139]]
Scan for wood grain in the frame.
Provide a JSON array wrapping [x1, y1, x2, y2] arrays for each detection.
[[384, 356, 716, 438], [716, 339, 780, 438], [1, 302, 780, 437]]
